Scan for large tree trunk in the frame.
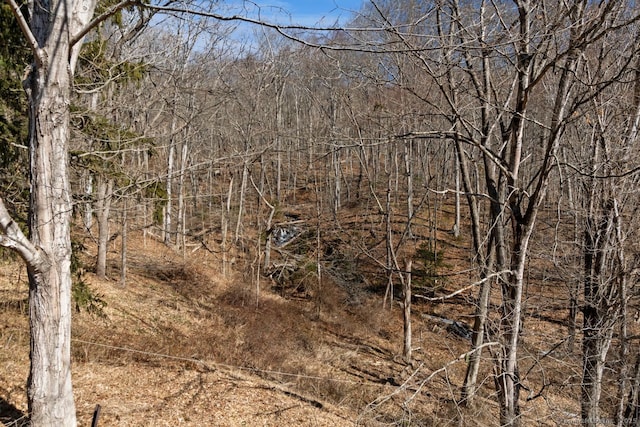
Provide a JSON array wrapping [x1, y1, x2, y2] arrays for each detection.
[[20, 30, 76, 427], [456, 133, 492, 404], [495, 223, 530, 427], [1, 0, 106, 424], [22, 17, 77, 427], [581, 197, 618, 426]]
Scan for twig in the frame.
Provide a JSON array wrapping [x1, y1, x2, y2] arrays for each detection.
[[415, 270, 510, 302]]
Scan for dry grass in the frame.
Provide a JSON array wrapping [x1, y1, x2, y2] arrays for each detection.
[[0, 198, 617, 426]]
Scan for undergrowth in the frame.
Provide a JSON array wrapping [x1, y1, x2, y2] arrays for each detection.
[[71, 240, 106, 317]]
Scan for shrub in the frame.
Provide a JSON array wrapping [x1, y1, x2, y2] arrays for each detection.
[[412, 241, 448, 296], [71, 239, 107, 317], [72, 277, 107, 318]]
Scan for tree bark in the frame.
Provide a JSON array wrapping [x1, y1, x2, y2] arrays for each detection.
[[22, 13, 78, 425], [164, 114, 176, 245], [83, 172, 93, 231], [624, 354, 640, 424], [1, 0, 134, 424], [404, 140, 414, 238], [403, 259, 412, 362], [177, 140, 188, 253], [120, 199, 128, 287], [95, 177, 113, 280]]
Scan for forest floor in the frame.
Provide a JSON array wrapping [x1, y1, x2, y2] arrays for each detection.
[[0, 201, 621, 426]]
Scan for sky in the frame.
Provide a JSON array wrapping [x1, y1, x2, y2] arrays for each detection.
[[250, 0, 364, 26]]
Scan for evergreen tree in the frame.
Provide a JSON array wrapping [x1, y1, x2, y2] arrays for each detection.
[[0, 4, 30, 217]]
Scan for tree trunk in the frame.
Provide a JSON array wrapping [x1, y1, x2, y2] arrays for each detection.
[[234, 162, 248, 244], [164, 117, 176, 245], [177, 141, 188, 253], [120, 199, 128, 287], [624, 354, 640, 424], [221, 176, 233, 277], [561, 147, 580, 354], [95, 177, 113, 280], [461, 262, 493, 403], [83, 172, 93, 231], [275, 82, 284, 203], [403, 259, 412, 362], [383, 180, 393, 310], [456, 132, 492, 404], [22, 12, 77, 425], [496, 223, 531, 427], [453, 143, 460, 238], [581, 202, 617, 427], [1, 0, 120, 423], [404, 140, 414, 238], [330, 94, 341, 217], [615, 202, 630, 427], [20, 13, 73, 427], [579, 107, 622, 425]]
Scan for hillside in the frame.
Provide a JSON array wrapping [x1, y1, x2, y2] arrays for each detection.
[[5, 1, 640, 426], [0, 198, 611, 426]]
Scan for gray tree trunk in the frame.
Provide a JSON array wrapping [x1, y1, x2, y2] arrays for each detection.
[[95, 177, 113, 280], [1, 0, 137, 424], [403, 260, 412, 362], [120, 199, 128, 287], [23, 7, 78, 426]]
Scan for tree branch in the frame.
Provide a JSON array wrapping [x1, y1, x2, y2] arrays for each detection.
[[5, 0, 44, 65], [0, 197, 39, 265], [415, 270, 511, 302], [141, 2, 434, 53], [70, 0, 143, 47], [396, 130, 514, 180]]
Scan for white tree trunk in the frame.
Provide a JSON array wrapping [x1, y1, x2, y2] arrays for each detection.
[[177, 141, 188, 252], [164, 123, 176, 245], [1, 0, 124, 424], [23, 15, 78, 426], [83, 172, 93, 231], [234, 162, 248, 243], [95, 178, 113, 280], [120, 198, 128, 287]]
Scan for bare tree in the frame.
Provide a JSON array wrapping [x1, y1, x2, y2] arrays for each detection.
[[568, 34, 640, 425], [0, 0, 144, 424], [347, 1, 640, 425]]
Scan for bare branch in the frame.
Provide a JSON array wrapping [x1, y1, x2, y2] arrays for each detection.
[[396, 130, 514, 180], [361, 341, 500, 417], [0, 197, 39, 265], [4, 0, 44, 65], [561, 161, 640, 180], [416, 270, 511, 302], [70, 0, 142, 47], [141, 2, 436, 53]]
